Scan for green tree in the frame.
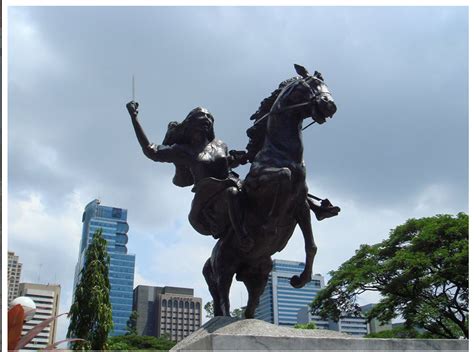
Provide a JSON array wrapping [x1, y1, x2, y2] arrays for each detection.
[[204, 301, 244, 318], [231, 308, 244, 319], [311, 213, 468, 339], [126, 310, 138, 335], [108, 334, 176, 350], [204, 301, 214, 318], [294, 322, 316, 329], [365, 325, 433, 339], [67, 228, 113, 350]]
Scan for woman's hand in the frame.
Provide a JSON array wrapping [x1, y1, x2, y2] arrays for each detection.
[[126, 101, 139, 119], [229, 150, 249, 166]]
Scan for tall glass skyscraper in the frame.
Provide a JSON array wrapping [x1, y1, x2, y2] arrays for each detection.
[[73, 199, 135, 336], [254, 259, 324, 326]]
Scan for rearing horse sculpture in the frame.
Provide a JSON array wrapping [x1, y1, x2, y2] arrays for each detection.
[[126, 64, 339, 320], [204, 64, 339, 318]]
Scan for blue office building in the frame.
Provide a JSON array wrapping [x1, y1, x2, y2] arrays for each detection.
[[73, 199, 136, 336], [254, 259, 324, 326]]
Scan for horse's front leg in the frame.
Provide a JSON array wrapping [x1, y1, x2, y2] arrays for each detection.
[[290, 200, 317, 288]]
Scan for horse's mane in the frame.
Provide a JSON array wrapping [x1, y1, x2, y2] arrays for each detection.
[[245, 77, 299, 162]]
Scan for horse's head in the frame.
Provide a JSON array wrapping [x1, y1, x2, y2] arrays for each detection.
[[279, 64, 337, 125]]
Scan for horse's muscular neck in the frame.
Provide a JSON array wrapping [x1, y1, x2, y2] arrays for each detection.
[[263, 112, 304, 164]]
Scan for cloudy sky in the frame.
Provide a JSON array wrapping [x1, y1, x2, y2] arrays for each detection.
[[6, 6, 468, 341]]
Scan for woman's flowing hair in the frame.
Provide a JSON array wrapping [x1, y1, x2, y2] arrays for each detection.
[[162, 121, 193, 187], [162, 107, 216, 187], [245, 77, 298, 162]]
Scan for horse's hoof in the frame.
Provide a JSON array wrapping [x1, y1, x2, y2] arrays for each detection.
[[244, 310, 255, 319], [239, 236, 255, 252], [290, 275, 305, 288]]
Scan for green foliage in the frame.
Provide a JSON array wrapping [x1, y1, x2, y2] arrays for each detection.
[[107, 334, 176, 350], [231, 308, 244, 319], [204, 301, 214, 318], [311, 213, 468, 339], [365, 325, 434, 339], [67, 229, 113, 350], [126, 311, 138, 335], [204, 301, 244, 318], [294, 322, 316, 329]]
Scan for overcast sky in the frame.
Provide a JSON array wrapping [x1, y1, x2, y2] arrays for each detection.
[[7, 6, 468, 341]]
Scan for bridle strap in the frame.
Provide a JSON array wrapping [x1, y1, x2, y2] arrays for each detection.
[[252, 101, 312, 126], [252, 77, 321, 129], [302, 120, 317, 131]]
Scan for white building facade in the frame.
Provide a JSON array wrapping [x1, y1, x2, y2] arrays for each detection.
[[297, 306, 370, 336], [8, 251, 23, 304], [18, 283, 61, 350], [254, 259, 325, 326]]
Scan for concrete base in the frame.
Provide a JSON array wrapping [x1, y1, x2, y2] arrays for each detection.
[[171, 317, 468, 351]]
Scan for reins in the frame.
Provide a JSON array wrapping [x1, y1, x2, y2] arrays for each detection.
[[252, 77, 323, 131], [252, 101, 312, 126], [252, 101, 319, 131]]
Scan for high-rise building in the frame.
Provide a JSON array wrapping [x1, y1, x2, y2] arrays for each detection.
[[18, 283, 61, 350], [254, 259, 325, 326], [8, 251, 23, 303], [73, 199, 136, 336], [133, 285, 202, 342], [297, 306, 369, 336], [361, 303, 392, 334]]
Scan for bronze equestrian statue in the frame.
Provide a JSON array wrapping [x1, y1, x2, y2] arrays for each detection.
[[126, 64, 340, 319]]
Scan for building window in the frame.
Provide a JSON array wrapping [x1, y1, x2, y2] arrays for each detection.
[[174, 300, 178, 308], [179, 301, 183, 308], [112, 208, 122, 218], [190, 302, 194, 309], [162, 299, 167, 307], [185, 301, 189, 309], [168, 300, 172, 308]]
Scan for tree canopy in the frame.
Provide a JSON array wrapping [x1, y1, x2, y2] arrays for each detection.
[[294, 322, 317, 330], [365, 326, 433, 339], [204, 301, 244, 318], [311, 213, 468, 339], [126, 310, 138, 335], [107, 334, 176, 350], [67, 228, 113, 350]]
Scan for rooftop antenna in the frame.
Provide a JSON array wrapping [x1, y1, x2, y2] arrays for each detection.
[[38, 263, 43, 283]]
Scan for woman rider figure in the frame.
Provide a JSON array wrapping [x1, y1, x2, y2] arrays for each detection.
[[126, 101, 254, 251]]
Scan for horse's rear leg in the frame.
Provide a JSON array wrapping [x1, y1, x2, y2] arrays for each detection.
[[212, 240, 239, 316], [239, 257, 273, 319], [203, 258, 223, 316]]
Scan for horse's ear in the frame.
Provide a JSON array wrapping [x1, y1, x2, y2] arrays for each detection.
[[314, 70, 324, 81], [294, 64, 309, 78]]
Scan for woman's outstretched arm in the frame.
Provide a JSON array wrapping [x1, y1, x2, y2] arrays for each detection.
[[126, 101, 189, 163]]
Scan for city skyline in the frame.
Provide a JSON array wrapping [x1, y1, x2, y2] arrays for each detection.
[[72, 199, 136, 336], [6, 6, 468, 341], [255, 259, 325, 326], [17, 282, 61, 349], [133, 285, 202, 342], [8, 251, 23, 304]]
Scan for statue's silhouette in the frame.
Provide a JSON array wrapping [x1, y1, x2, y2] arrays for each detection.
[[127, 64, 340, 318]]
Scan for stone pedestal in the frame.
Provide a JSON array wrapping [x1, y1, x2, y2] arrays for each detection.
[[171, 317, 468, 351]]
